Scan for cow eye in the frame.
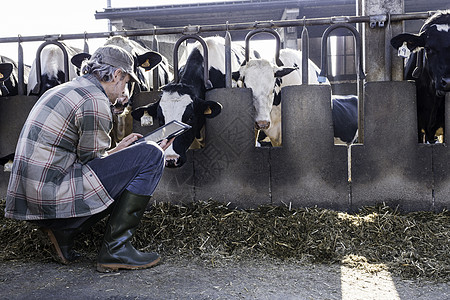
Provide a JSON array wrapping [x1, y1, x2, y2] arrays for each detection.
[[425, 47, 435, 55]]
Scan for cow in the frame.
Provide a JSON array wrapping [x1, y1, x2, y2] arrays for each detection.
[[0, 55, 30, 97], [231, 48, 325, 146], [390, 10, 450, 143], [331, 95, 359, 144], [232, 48, 359, 146], [27, 42, 82, 96], [103, 36, 173, 94], [71, 36, 167, 145], [1, 56, 31, 171], [131, 36, 252, 168]]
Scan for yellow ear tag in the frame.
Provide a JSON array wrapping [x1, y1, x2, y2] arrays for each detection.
[[141, 59, 151, 68], [0, 73, 4, 79], [204, 107, 212, 115], [141, 111, 153, 127]]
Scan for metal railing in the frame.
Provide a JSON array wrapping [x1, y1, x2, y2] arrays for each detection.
[[0, 11, 434, 96]]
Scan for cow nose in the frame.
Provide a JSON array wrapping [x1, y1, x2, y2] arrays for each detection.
[[441, 77, 450, 91], [255, 121, 270, 130], [165, 155, 180, 168], [165, 158, 179, 168]]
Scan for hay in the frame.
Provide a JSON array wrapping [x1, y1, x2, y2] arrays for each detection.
[[0, 199, 448, 281]]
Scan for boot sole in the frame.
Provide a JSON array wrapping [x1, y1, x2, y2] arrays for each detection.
[[96, 256, 161, 273], [41, 228, 70, 265]]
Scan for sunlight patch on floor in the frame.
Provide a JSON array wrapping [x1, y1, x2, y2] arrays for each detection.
[[341, 263, 400, 300]]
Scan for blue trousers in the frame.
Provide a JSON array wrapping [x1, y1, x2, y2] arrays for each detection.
[[88, 141, 165, 198], [32, 142, 165, 230]]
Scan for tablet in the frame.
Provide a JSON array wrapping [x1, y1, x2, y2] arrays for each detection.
[[136, 120, 192, 144]]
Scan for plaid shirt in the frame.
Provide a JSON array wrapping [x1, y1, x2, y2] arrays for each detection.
[[5, 74, 115, 220]]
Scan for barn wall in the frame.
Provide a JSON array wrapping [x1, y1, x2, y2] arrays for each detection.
[[351, 81, 433, 212], [1, 87, 449, 213], [147, 83, 448, 212], [432, 93, 450, 212], [270, 85, 348, 211], [0, 95, 39, 199]]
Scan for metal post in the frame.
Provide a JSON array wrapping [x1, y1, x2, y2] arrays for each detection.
[[224, 29, 232, 88], [361, 0, 404, 82], [245, 28, 282, 66], [152, 30, 160, 90], [318, 23, 366, 143], [384, 13, 392, 81], [83, 32, 89, 53], [301, 22, 309, 85], [107, 0, 112, 32], [318, 24, 365, 82], [17, 36, 25, 95], [173, 35, 212, 89], [32, 41, 70, 95]]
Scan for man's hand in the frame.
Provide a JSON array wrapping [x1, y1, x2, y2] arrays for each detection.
[[108, 133, 143, 155], [159, 138, 175, 151]]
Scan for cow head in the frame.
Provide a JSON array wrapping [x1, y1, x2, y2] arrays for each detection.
[[0, 63, 13, 96], [27, 44, 82, 97], [391, 10, 450, 96], [232, 59, 296, 130], [131, 83, 222, 168], [71, 50, 162, 114]]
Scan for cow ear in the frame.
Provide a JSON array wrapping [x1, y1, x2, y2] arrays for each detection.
[[137, 51, 162, 71], [71, 53, 91, 69], [0, 63, 13, 82], [131, 100, 159, 120], [202, 101, 223, 118], [232, 71, 241, 82], [390, 33, 425, 51], [274, 67, 297, 78]]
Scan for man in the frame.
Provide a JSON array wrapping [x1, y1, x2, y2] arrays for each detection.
[[4, 45, 170, 273]]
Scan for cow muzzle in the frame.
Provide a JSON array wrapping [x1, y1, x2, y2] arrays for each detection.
[[165, 155, 181, 168], [255, 120, 270, 130], [440, 77, 450, 92], [112, 96, 129, 114]]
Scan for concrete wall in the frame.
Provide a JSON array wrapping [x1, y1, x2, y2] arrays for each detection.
[[0, 96, 39, 199], [1, 86, 449, 212], [351, 81, 434, 212], [138, 83, 449, 212]]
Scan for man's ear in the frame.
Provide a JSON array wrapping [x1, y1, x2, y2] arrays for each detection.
[[113, 68, 124, 81]]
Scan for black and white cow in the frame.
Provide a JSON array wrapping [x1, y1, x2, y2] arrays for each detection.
[[27, 42, 82, 96], [71, 36, 166, 145], [232, 48, 359, 146], [132, 36, 252, 167], [331, 95, 359, 144], [232, 48, 325, 146], [1, 56, 31, 170], [0, 55, 30, 97], [391, 10, 450, 143]]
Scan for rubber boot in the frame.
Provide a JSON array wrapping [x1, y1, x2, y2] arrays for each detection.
[[96, 190, 160, 273], [41, 209, 111, 265], [41, 228, 82, 264]]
